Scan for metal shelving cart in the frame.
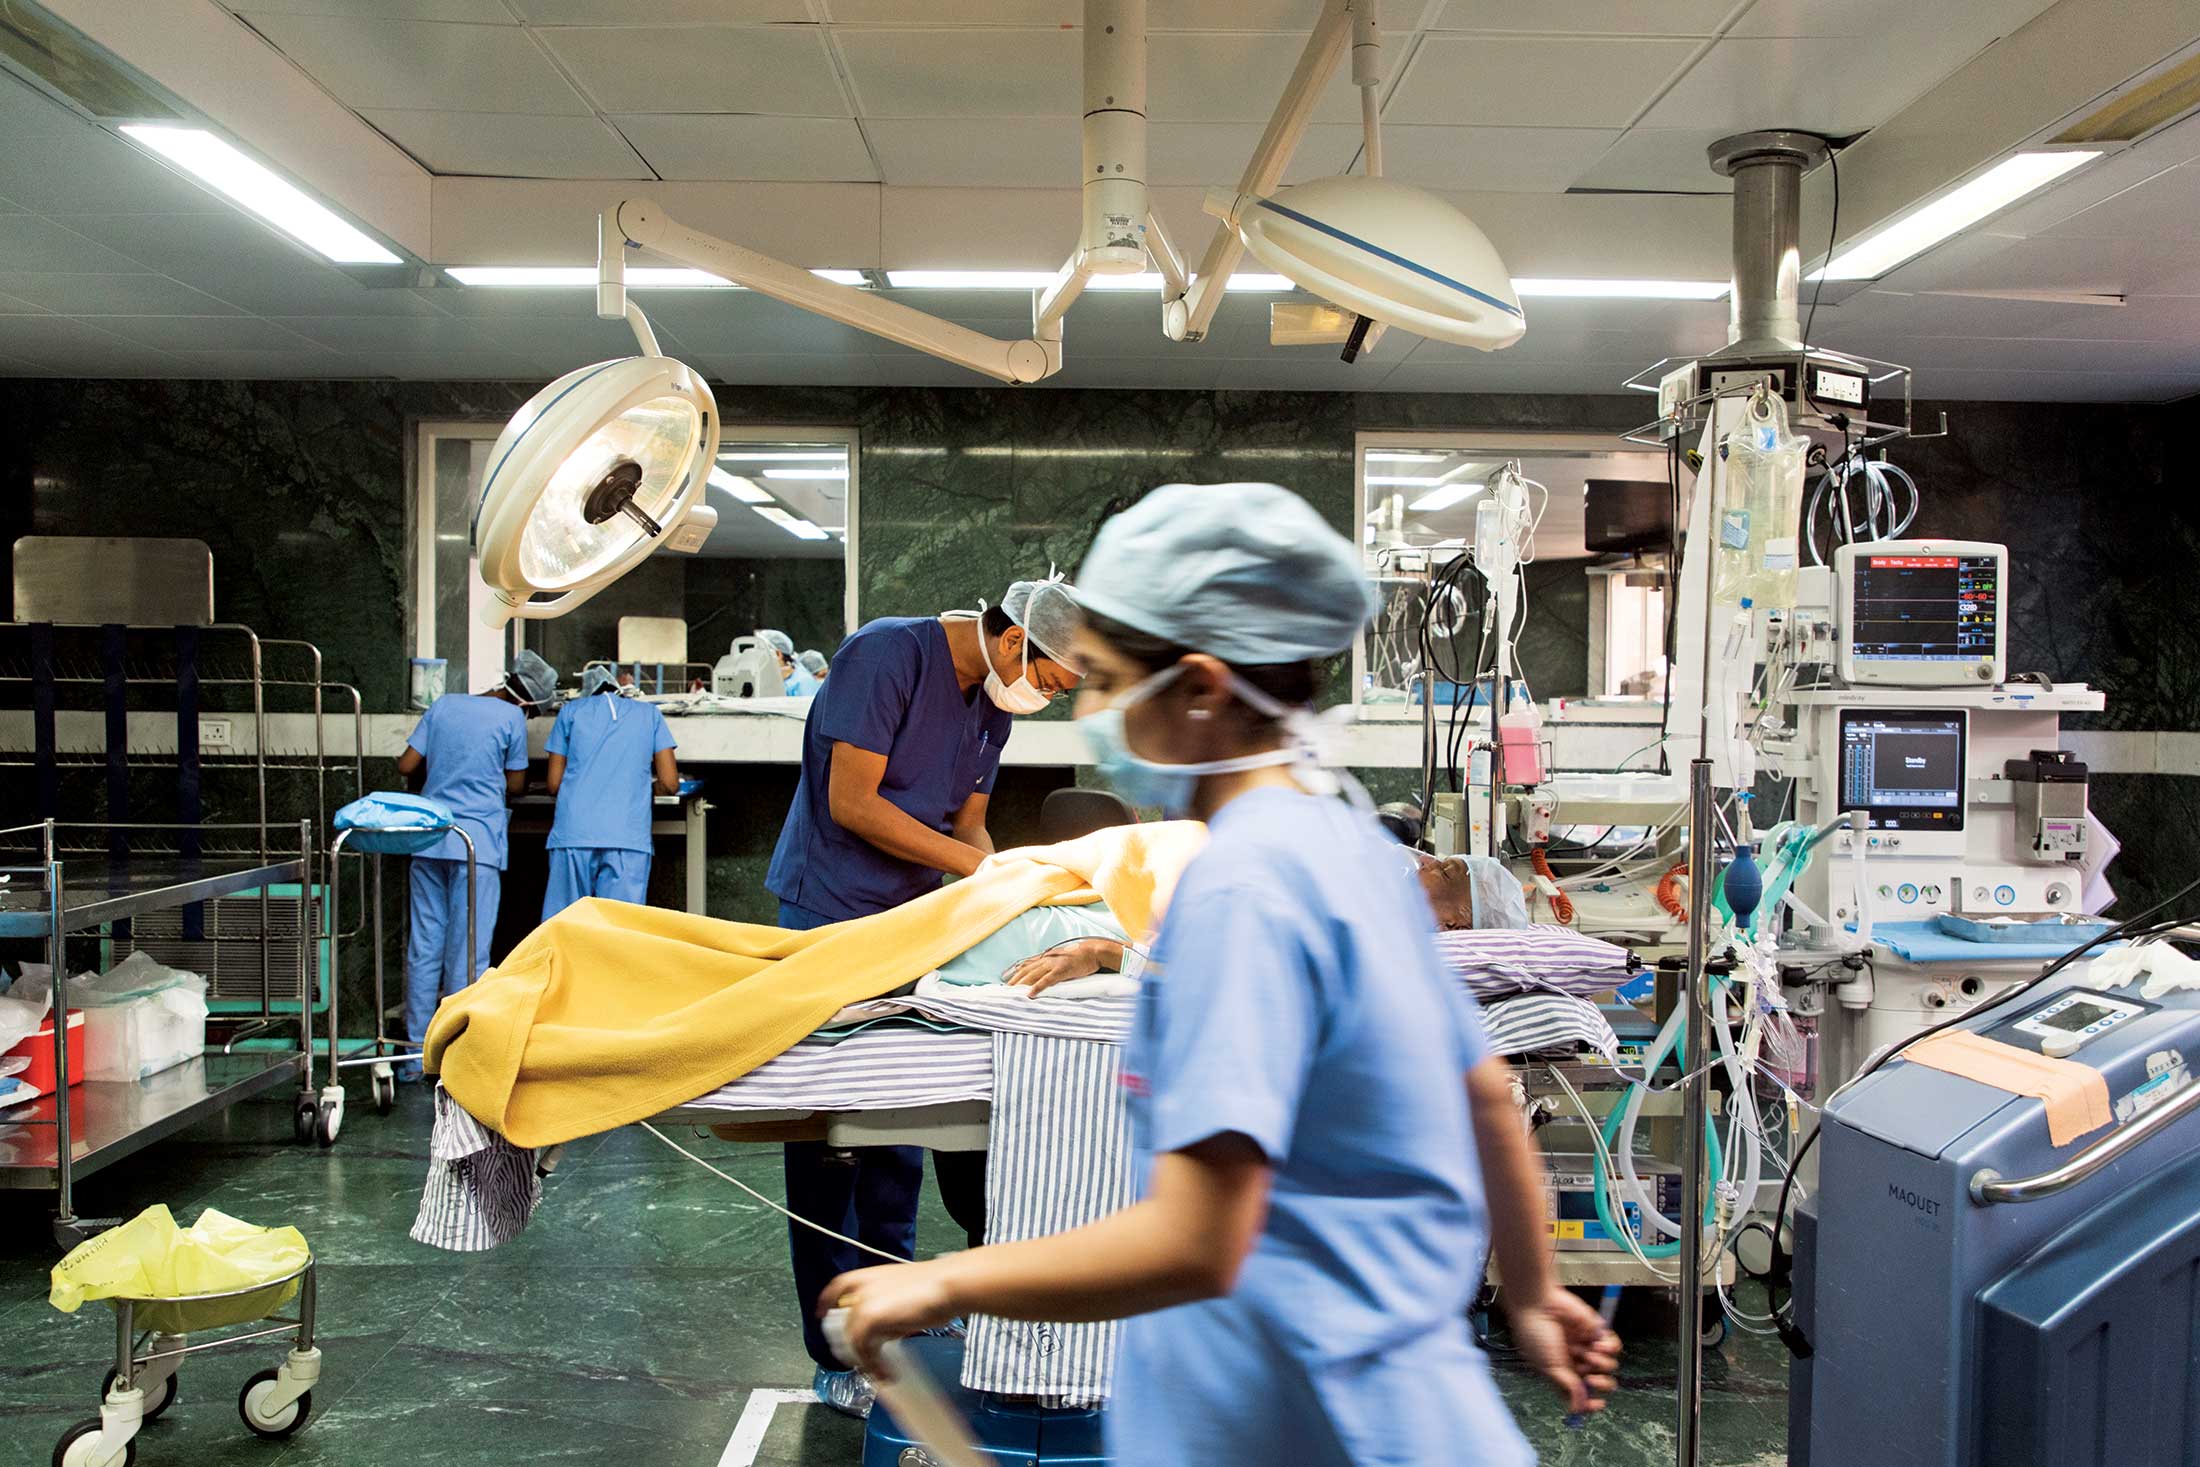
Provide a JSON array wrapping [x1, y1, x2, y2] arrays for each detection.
[[0, 820, 325, 1245]]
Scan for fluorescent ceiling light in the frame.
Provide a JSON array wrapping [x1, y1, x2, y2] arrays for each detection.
[[1815, 150, 2101, 281], [1366, 451, 1447, 463], [885, 270, 1293, 291], [1510, 278, 1728, 300], [718, 450, 844, 462], [754, 505, 831, 540], [1367, 474, 1441, 486], [762, 467, 847, 480], [119, 125, 398, 265], [707, 468, 774, 505], [446, 266, 868, 288], [1410, 483, 1482, 513]]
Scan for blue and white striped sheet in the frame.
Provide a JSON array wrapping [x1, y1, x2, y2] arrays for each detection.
[[1479, 992, 1621, 1059], [411, 1084, 543, 1252], [684, 1025, 994, 1112], [963, 1032, 1133, 1406], [1435, 925, 1637, 1001]]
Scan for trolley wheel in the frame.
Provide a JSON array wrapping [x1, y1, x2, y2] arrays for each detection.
[[371, 1068, 396, 1114], [292, 1096, 316, 1145], [102, 1368, 178, 1422], [53, 1420, 136, 1467], [315, 1096, 343, 1147], [1700, 1307, 1728, 1349], [238, 1369, 312, 1440]]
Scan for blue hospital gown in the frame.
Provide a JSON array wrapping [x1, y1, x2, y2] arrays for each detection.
[[1110, 786, 1534, 1467]]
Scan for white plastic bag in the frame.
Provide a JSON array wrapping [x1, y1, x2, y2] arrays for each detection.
[[77, 954, 210, 1083], [0, 964, 53, 1058]]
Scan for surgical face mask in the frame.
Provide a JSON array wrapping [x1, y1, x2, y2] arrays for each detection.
[[1075, 663, 1309, 818], [979, 626, 1051, 715]]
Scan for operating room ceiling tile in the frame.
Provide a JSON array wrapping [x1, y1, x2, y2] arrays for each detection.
[[1639, 36, 1950, 133], [1148, 31, 1370, 125], [0, 129, 229, 215], [1731, 0, 2056, 38], [1431, 0, 1736, 34], [158, 347, 360, 378], [1374, 127, 1625, 193], [1216, 354, 1405, 391], [0, 290, 41, 314], [276, 314, 515, 354], [0, 272, 245, 316], [836, 28, 1077, 118], [510, 0, 809, 20], [612, 115, 877, 182], [865, 117, 1078, 187], [544, 26, 848, 116], [0, 69, 114, 140], [1387, 36, 1698, 128], [361, 111, 649, 179], [0, 216, 151, 273], [229, 1, 515, 19], [2035, 162, 2200, 242], [1571, 128, 1735, 193], [642, 293, 882, 354], [824, 0, 1322, 26], [1146, 123, 1362, 187], [334, 349, 566, 379], [239, 14, 591, 114], [91, 315, 321, 352], [0, 315, 182, 374]]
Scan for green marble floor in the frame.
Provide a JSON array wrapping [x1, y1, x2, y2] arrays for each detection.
[[1, 1085, 1791, 1466]]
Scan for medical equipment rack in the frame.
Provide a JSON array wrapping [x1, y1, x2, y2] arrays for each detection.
[[51, 1252, 324, 1466], [0, 819, 327, 1244]]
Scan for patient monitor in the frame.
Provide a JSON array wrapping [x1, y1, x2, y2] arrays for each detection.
[[1834, 539, 2006, 687]]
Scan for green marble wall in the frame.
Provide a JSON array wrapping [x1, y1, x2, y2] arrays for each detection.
[[5, 381, 2199, 1003]]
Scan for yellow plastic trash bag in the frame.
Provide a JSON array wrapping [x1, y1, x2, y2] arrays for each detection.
[[50, 1205, 311, 1334]]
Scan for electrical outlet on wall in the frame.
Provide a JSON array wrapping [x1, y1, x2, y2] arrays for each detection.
[[201, 718, 234, 750]]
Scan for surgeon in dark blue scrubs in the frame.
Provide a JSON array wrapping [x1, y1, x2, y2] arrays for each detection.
[[765, 577, 1083, 1417]]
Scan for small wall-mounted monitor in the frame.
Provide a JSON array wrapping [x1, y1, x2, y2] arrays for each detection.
[[1583, 479, 1673, 555], [1837, 710, 1967, 832], [1835, 540, 2006, 686]]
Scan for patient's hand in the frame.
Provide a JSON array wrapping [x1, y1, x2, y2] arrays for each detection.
[[1004, 938, 1121, 996]]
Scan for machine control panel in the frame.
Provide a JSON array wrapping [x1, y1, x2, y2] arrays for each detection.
[[1996, 989, 2155, 1058]]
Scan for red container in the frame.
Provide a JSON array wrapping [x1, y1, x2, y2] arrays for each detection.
[[8, 1009, 85, 1093]]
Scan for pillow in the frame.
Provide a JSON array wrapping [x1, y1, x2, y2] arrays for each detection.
[[935, 903, 1128, 987], [1480, 992, 1620, 1060], [1436, 925, 1636, 1001]]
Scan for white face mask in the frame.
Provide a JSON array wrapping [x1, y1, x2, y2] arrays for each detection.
[[978, 623, 1051, 715]]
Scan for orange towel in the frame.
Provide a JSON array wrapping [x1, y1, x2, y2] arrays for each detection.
[[1903, 1030, 2112, 1147], [424, 821, 1206, 1148]]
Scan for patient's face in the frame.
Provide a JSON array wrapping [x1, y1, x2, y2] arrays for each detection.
[[1412, 852, 1476, 930]]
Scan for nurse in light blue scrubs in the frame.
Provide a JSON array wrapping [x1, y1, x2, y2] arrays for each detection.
[[822, 485, 1620, 1464], [394, 649, 554, 1080], [540, 665, 680, 918]]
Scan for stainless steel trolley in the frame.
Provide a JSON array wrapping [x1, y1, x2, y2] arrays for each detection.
[[52, 1255, 323, 1467], [319, 811, 478, 1122]]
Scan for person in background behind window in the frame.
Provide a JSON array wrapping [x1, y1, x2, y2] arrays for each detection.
[[394, 649, 554, 1081]]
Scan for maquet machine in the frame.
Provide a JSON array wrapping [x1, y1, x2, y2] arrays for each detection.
[[1790, 958, 2200, 1465]]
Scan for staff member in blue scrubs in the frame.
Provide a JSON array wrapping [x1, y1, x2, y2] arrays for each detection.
[[394, 649, 555, 1081], [823, 487, 1620, 1463], [540, 665, 679, 919], [766, 578, 1083, 1417]]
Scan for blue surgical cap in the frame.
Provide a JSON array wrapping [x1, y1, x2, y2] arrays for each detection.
[[797, 649, 828, 677], [758, 629, 795, 659], [1074, 483, 1378, 663], [581, 664, 617, 698], [506, 648, 558, 707]]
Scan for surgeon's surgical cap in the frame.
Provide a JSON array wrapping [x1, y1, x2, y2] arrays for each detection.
[[798, 649, 828, 677], [1001, 578, 1084, 674], [1074, 483, 1379, 664], [758, 629, 795, 659], [507, 648, 559, 707], [581, 665, 617, 698]]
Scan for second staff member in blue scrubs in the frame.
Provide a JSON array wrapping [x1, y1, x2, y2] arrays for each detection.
[[765, 577, 1083, 1417], [540, 665, 680, 919]]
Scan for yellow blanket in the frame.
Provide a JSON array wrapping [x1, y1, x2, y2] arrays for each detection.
[[426, 821, 1207, 1147]]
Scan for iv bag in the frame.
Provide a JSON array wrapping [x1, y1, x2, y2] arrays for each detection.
[[1710, 395, 1809, 614]]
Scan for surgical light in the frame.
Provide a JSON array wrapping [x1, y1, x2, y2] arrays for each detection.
[[118, 125, 398, 265], [1211, 174, 1526, 350], [473, 355, 721, 628], [1816, 150, 2100, 281]]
